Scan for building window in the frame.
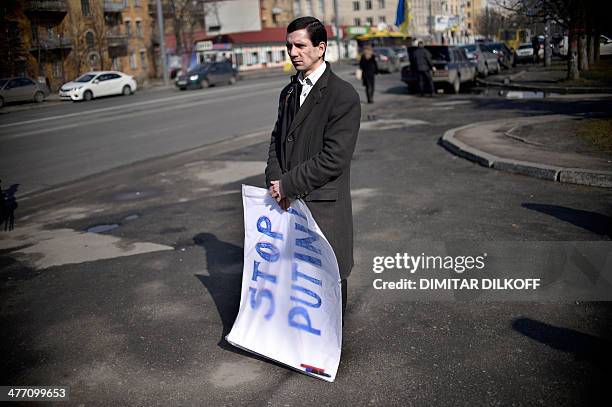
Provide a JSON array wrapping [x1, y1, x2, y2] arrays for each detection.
[[53, 59, 62, 78], [378, 0, 384, 8], [81, 0, 90, 17], [140, 51, 147, 69], [85, 31, 94, 49], [353, 1, 359, 11], [468, 23, 472, 29], [365, 0, 372, 10], [134, 0, 141, 6], [467, 1, 471, 7], [235, 52, 243, 66], [318, 0, 324, 16], [467, 12, 471, 18], [366, 17, 373, 26], [130, 52, 137, 69], [293, 0, 300, 17], [89, 52, 99, 69], [136, 21, 142, 37], [379, 16, 386, 23], [112, 57, 121, 70], [305, 0, 312, 15], [354, 17, 361, 26], [125, 21, 131, 36]]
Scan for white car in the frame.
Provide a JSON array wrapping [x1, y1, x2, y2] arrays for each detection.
[[59, 71, 137, 101]]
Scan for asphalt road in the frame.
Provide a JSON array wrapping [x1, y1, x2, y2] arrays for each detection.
[[1, 65, 611, 406]]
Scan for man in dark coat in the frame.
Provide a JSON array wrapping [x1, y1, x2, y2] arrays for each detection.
[[265, 16, 361, 319], [411, 41, 435, 96]]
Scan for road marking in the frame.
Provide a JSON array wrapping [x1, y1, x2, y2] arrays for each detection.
[[0, 79, 281, 130], [1, 86, 279, 140]]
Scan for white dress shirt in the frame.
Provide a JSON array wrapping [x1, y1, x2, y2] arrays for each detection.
[[297, 61, 327, 106]]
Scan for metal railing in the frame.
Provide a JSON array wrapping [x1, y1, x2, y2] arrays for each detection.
[[26, 0, 68, 13], [104, 0, 128, 13], [29, 35, 73, 51]]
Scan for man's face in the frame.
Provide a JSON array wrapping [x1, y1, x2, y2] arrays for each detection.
[[286, 28, 325, 75]]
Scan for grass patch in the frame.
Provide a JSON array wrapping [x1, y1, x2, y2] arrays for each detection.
[[560, 57, 612, 87], [574, 118, 612, 154]]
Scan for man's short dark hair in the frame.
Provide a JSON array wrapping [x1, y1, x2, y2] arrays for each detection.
[[287, 16, 327, 47]]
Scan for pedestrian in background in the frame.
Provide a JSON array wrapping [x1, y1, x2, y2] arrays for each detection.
[[266, 16, 361, 321], [532, 36, 540, 64], [411, 41, 435, 96], [359, 45, 378, 104]]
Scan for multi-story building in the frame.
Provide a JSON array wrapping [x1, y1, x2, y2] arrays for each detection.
[[0, 0, 152, 91], [261, 0, 294, 27]]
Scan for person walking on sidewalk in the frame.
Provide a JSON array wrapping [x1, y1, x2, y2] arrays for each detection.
[[359, 45, 378, 103], [265, 16, 361, 321], [411, 41, 435, 96]]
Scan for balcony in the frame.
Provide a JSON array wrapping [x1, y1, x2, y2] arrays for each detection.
[[107, 33, 129, 48], [104, 0, 127, 13], [30, 35, 73, 51], [25, 0, 68, 14]]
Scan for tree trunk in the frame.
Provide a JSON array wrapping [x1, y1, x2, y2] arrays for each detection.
[[594, 30, 600, 63], [587, 31, 595, 65], [544, 18, 551, 67], [578, 30, 588, 71], [568, 29, 579, 80]]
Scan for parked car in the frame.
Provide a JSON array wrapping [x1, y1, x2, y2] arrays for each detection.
[[59, 71, 137, 102], [393, 46, 409, 63], [459, 43, 500, 76], [486, 42, 515, 68], [515, 43, 534, 63], [402, 45, 476, 94], [373, 47, 401, 73], [175, 61, 237, 90], [0, 77, 49, 108]]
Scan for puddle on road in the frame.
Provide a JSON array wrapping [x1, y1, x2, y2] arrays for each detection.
[[87, 224, 120, 233]]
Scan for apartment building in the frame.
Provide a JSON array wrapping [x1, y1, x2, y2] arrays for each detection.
[[0, 0, 152, 91]]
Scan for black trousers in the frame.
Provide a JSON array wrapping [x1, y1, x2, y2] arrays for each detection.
[[364, 77, 375, 102], [417, 70, 434, 95]]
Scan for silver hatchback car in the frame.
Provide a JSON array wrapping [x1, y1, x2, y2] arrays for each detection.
[[0, 77, 50, 108]]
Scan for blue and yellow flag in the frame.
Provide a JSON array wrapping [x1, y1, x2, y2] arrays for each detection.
[[395, 0, 410, 32]]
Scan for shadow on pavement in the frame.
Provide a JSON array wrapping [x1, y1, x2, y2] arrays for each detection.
[[512, 317, 612, 370], [522, 203, 612, 239]]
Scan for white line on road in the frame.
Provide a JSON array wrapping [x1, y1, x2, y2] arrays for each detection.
[[1, 86, 279, 140], [0, 80, 280, 130]]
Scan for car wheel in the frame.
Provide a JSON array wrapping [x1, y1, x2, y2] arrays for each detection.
[[200, 79, 210, 88], [34, 91, 45, 103], [122, 85, 131, 96], [228, 76, 236, 85], [452, 76, 461, 94], [83, 90, 93, 101], [0, 96, 4, 108], [179, 87, 187, 91]]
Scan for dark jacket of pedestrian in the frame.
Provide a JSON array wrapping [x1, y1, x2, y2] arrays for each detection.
[[412, 47, 434, 72], [265, 62, 361, 279], [359, 53, 378, 84]]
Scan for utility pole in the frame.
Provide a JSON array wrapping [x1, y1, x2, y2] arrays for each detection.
[[544, 16, 551, 67], [333, 0, 341, 60], [156, 0, 169, 85]]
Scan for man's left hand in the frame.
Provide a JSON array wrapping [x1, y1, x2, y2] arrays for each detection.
[[269, 180, 284, 201]]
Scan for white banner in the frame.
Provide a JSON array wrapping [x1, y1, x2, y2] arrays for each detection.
[[226, 185, 342, 382]]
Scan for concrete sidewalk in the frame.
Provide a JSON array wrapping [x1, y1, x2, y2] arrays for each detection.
[[478, 59, 612, 94], [440, 114, 612, 188]]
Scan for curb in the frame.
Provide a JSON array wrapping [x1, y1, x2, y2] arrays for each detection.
[[476, 78, 612, 94], [439, 120, 612, 188]]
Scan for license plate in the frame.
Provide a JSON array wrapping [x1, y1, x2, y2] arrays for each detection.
[[176, 80, 186, 86]]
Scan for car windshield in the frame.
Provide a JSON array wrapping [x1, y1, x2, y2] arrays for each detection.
[[426, 47, 450, 61], [375, 48, 392, 56], [0, 79, 7, 88], [75, 74, 96, 83], [519, 44, 532, 49], [487, 43, 504, 51], [461, 45, 477, 52]]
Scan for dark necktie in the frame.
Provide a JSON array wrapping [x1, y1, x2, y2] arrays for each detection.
[[288, 81, 302, 126]]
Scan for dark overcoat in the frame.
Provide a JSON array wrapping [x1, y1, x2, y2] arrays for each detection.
[[265, 62, 361, 279]]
